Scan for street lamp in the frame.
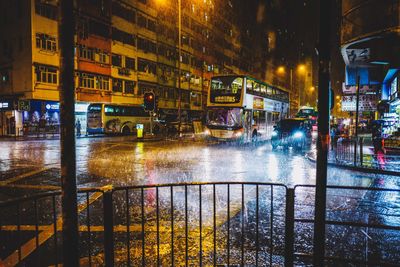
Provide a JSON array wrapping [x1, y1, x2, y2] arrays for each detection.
[[277, 64, 307, 115], [156, 0, 182, 136]]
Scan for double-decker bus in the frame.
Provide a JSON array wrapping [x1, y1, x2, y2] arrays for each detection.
[[86, 103, 162, 135], [205, 75, 290, 142]]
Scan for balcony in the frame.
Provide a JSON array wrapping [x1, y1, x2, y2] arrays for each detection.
[[341, 0, 400, 45]]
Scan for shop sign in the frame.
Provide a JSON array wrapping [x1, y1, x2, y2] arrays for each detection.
[[18, 100, 30, 111], [342, 83, 378, 95], [253, 97, 264, 109], [45, 103, 59, 111], [0, 100, 13, 110], [346, 48, 370, 64], [341, 94, 377, 112]]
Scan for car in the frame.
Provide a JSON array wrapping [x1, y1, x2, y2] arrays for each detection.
[[271, 118, 310, 150]]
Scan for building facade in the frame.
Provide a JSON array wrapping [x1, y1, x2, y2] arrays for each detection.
[[340, 0, 400, 135], [0, 0, 269, 136]]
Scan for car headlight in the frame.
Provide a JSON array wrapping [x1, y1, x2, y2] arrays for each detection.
[[293, 131, 303, 138], [272, 131, 278, 137], [204, 129, 211, 135]]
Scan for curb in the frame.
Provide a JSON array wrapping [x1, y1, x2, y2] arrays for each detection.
[[305, 153, 400, 177]]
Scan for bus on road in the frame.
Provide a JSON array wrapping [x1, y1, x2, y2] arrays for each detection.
[[86, 103, 162, 135], [204, 75, 289, 142]]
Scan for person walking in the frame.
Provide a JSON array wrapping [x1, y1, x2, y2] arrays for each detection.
[[330, 126, 336, 150], [75, 119, 81, 137]]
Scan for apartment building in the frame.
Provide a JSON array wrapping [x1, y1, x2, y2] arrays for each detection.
[[0, 0, 261, 136]]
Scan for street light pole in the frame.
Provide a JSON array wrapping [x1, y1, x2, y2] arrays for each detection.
[[177, 0, 182, 136], [290, 68, 293, 116]]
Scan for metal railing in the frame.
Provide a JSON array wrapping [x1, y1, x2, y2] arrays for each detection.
[[294, 185, 400, 266], [1, 182, 399, 266], [333, 137, 400, 173]]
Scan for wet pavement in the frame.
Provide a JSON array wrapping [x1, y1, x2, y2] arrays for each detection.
[[1, 136, 400, 266]]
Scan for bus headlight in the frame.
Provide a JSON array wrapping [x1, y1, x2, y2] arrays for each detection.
[[233, 130, 243, 137], [293, 131, 303, 139]]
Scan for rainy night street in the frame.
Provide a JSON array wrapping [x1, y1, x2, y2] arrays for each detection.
[[1, 137, 400, 266]]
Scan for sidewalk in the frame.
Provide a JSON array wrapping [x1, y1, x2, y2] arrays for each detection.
[[306, 147, 400, 174]]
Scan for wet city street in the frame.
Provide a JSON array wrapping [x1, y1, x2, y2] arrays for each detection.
[[1, 136, 400, 266], [0, 136, 393, 198]]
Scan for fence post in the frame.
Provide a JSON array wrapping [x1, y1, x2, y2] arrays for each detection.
[[359, 137, 363, 167], [353, 138, 358, 166], [285, 188, 295, 267], [103, 191, 114, 267]]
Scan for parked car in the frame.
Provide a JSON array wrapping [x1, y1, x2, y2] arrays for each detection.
[[271, 118, 310, 150]]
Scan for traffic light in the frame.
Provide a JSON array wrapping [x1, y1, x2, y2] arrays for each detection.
[[144, 91, 155, 112]]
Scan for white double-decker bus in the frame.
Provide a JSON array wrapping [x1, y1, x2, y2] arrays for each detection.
[[204, 75, 289, 142]]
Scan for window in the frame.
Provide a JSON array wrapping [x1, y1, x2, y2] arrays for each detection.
[[137, 37, 156, 53], [112, 1, 136, 22], [137, 13, 147, 28], [36, 33, 57, 52], [0, 70, 10, 84], [35, 65, 57, 84], [181, 90, 190, 103], [96, 51, 110, 64], [112, 79, 123, 92], [112, 28, 136, 46], [125, 57, 135, 70], [112, 54, 122, 67], [125, 81, 135, 94], [96, 75, 110, 90], [147, 18, 156, 32], [89, 20, 109, 39], [138, 59, 156, 75], [35, 0, 57, 20], [79, 45, 94, 61], [79, 73, 95, 88]]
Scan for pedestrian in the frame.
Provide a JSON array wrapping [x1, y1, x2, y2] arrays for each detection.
[[76, 119, 81, 137], [330, 126, 336, 150]]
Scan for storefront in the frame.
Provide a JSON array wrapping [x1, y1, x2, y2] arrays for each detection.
[[0, 98, 23, 136], [0, 99, 91, 136]]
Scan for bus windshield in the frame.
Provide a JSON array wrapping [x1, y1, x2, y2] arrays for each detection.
[[206, 108, 243, 128], [210, 76, 243, 103]]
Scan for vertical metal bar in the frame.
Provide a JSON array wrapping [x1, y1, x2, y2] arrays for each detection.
[[156, 187, 160, 267], [199, 185, 203, 267], [270, 186, 274, 266], [227, 184, 230, 266], [34, 199, 39, 265], [285, 188, 295, 267], [52, 195, 58, 267], [103, 191, 114, 267], [255, 185, 259, 266], [213, 184, 216, 267], [59, 0, 78, 266], [141, 188, 145, 267], [241, 184, 244, 267], [171, 186, 174, 267], [353, 138, 358, 166], [185, 185, 189, 267], [86, 192, 92, 266], [314, 0, 332, 265], [360, 137, 364, 166], [126, 189, 131, 267], [34, 199, 39, 248], [17, 203, 21, 262]]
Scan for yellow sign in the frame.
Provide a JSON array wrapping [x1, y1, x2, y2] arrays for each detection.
[[253, 97, 264, 109], [214, 96, 236, 103]]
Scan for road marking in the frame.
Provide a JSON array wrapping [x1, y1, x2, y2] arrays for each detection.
[[0, 168, 50, 186], [2, 188, 106, 266]]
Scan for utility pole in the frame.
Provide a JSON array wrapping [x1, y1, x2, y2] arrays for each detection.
[[313, 0, 332, 266], [59, 1, 79, 266], [177, 0, 182, 137]]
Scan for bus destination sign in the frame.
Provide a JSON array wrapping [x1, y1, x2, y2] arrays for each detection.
[[214, 96, 236, 103]]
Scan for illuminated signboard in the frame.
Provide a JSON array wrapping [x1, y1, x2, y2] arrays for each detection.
[[214, 96, 236, 103], [341, 95, 377, 112], [253, 97, 264, 109], [342, 83, 378, 95]]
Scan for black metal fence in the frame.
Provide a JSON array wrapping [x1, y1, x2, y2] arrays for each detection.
[[1, 182, 399, 266]]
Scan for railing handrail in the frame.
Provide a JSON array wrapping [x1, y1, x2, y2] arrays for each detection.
[[294, 184, 400, 192]]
